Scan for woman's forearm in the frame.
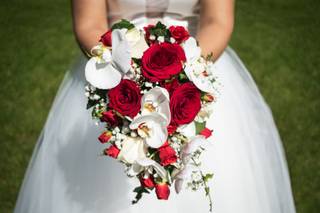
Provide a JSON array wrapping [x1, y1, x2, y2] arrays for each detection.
[[72, 0, 108, 54], [74, 25, 107, 54], [196, 0, 234, 60], [196, 22, 233, 60]]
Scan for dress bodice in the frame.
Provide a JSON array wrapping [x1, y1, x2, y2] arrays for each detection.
[[107, 0, 199, 35]]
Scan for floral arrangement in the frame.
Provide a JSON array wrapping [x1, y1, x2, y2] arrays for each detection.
[[84, 19, 219, 211]]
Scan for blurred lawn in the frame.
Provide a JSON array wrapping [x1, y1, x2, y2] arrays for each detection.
[[0, 0, 319, 212]]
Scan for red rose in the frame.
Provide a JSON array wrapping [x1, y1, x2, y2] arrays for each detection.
[[100, 110, 121, 127], [170, 82, 201, 125], [169, 26, 190, 44], [108, 79, 142, 118], [155, 183, 170, 200], [140, 175, 155, 188], [104, 145, 120, 158], [158, 141, 177, 166], [200, 128, 213, 139], [98, 131, 112, 143], [141, 42, 186, 82], [100, 29, 112, 46]]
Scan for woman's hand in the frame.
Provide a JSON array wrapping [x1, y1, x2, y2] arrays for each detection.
[[72, 0, 108, 55], [197, 0, 234, 60]]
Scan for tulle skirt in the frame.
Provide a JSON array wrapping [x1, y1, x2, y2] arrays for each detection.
[[14, 47, 296, 213]]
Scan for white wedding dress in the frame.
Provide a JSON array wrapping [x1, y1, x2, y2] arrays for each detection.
[[14, 0, 296, 212]]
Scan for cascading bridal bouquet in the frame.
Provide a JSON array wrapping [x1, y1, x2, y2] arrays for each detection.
[[84, 19, 219, 211]]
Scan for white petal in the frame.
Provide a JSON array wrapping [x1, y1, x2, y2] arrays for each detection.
[[183, 135, 207, 155], [178, 122, 196, 138], [182, 37, 201, 63], [191, 74, 215, 94], [174, 179, 184, 193], [136, 158, 167, 180], [125, 28, 141, 44], [85, 57, 122, 89], [130, 113, 167, 129], [145, 121, 167, 148], [130, 113, 168, 148], [141, 87, 171, 125], [183, 63, 193, 81], [111, 29, 131, 74], [118, 137, 147, 164], [174, 165, 195, 193], [126, 28, 149, 58], [130, 33, 149, 58], [184, 63, 216, 94]]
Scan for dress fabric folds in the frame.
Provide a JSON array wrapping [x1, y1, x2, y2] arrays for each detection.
[[14, 0, 296, 212]]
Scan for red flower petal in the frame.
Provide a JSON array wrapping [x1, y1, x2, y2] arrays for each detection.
[[200, 128, 213, 139]]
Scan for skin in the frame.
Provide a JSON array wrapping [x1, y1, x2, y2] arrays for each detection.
[[71, 0, 234, 60]]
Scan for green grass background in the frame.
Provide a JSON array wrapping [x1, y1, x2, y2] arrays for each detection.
[[0, 0, 319, 212]]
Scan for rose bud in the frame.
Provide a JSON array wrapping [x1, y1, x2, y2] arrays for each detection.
[[202, 93, 215, 102], [155, 182, 170, 200], [167, 124, 177, 135], [168, 26, 190, 44], [200, 128, 213, 139], [158, 142, 177, 166], [98, 131, 112, 143], [100, 110, 121, 127], [140, 175, 155, 189], [104, 145, 120, 159], [143, 24, 155, 44], [100, 29, 112, 46]]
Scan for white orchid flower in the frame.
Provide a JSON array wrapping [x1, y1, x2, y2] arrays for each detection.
[[85, 29, 131, 89], [141, 87, 171, 125], [125, 28, 149, 58], [173, 164, 195, 193], [181, 135, 208, 164], [129, 113, 168, 148], [173, 135, 210, 193], [182, 37, 201, 63], [182, 37, 216, 94], [128, 157, 167, 180], [118, 136, 147, 164], [177, 121, 196, 138]]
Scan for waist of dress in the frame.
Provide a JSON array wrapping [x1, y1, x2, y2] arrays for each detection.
[[107, 12, 200, 36]]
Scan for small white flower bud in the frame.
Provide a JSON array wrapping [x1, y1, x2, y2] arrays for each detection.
[[170, 37, 176, 43], [145, 82, 153, 88], [157, 36, 165, 43], [93, 94, 100, 100], [149, 35, 156, 40]]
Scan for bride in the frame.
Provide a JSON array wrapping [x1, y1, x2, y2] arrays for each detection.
[[14, 0, 296, 212]]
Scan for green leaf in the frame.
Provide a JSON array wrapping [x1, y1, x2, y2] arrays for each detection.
[[132, 186, 150, 204], [86, 99, 97, 109], [203, 173, 214, 182], [111, 19, 135, 30], [132, 57, 142, 66], [195, 121, 206, 134], [150, 21, 170, 38], [205, 186, 210, 196]]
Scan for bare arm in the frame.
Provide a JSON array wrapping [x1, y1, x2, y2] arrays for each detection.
[[196, 0, 234, 60], [71, 0, 108, 54]]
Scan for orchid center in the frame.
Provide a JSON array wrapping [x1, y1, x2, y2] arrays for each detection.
[[138, 123, 151, 138]]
